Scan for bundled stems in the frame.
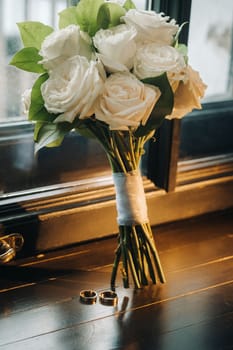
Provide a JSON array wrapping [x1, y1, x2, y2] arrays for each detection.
[[111, 224, 166, 290], [87, 121, 166, 289]]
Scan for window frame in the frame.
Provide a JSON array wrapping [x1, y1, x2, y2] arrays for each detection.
[[150, 0, 233, 189]]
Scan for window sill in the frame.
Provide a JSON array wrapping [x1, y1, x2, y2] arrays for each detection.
[[177, 153, 233, 185], [1, 174, 233, 256]]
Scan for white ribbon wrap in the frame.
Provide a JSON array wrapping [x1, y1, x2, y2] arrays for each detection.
[[112, 171, 149, 225]]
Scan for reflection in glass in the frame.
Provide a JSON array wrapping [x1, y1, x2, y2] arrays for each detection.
[[179, 0, 233, 162], [0, 0, 67, 121], [188, 0, 233, 101]]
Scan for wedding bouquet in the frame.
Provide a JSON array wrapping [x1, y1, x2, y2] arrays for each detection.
[[10, 0, 206, 289]]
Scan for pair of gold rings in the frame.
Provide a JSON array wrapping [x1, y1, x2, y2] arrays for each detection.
[[80, 289, 118, 306]]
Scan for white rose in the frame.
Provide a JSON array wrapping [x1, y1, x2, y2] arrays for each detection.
[[94, 73, 161, 130], [134, 44, 186, 82], [166, 66, 207, 119], [122, 9, 178, 45], [41, 55, 104, 123], [39, 25, 93, 70], [21, 88, 31, 115], [93, 24, 137, 73]]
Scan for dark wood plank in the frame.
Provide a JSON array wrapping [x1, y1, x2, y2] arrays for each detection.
[[0, 226, 232, 316], [0, 257, 232, 346], [0, 209, 232, 314], [0, 282, 232, 349], [0, 272, 108, 316], [0, 210, 232, 349]]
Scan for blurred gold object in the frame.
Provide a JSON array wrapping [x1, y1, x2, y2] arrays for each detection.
[[0, 233, 24, 264]]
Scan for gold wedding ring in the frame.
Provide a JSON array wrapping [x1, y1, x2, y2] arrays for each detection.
[[79, 290, 97, 304], [99, 290, 118, 306]]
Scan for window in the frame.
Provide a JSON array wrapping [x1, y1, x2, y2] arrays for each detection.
[[178, 0, 233, 181], [1, 0, 112, 195], [0, 0, 232, 255]]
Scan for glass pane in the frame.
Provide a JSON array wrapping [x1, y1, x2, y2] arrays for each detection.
[[0, 130, 110, 196], [179, 103, 233, 160], [1, 0, 67, 122], [133, 0, 147, 9], [179, 0, 233, 162], [188, 0, 233, 102]]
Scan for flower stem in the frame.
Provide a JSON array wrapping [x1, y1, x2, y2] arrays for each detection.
[[143, 223, 166, 283], [111, 132, 128, 173], [120, 226, 130, 288], [131, 226, 148, 285], [110, 243, 121, 291]]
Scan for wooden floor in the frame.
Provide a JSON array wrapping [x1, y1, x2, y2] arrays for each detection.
[[0, 210, 233, 350]]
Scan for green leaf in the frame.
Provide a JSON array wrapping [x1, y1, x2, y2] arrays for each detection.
[[34, 122, 64, 152], [34, 122, 44, 141], [96, 4, 111, 30], [29, 73, 57, 122], [9, 47, 45, 73], [176, 43, 188, 55], [34, 121, 73, 152], [75, 127, 96, 139], [98, 3, 126, 28], [135, 74, 174, 137], [59, 7, 79, 29], [75, 0, 105, 36], [176, 43, 188, 64], [17, 21, 53, 50], [123, 0, 136, 10], [75, 120, 96, 139]]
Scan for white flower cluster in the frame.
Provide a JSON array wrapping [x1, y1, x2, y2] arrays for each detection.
[[25, 8, 206, 130]]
